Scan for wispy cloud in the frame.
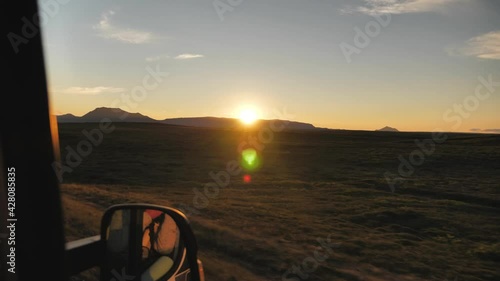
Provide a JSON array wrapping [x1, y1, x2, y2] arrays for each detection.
[[448, 31, 500, 60], [145, 53, 204, 62], [145, 54, 170, 62], [174, 53, 204, 60], [94, 10, 152, 44], [61, 86, 125, 95], [343, 0, 463, 15]]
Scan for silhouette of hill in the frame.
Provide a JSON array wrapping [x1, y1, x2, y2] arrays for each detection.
[[377, 126, 399, 132], [161, 117, 240, 129], [56, 113, 79, 123], [161, 117, 316, 130], [56, 107, 157, 123], [264, 120, 316, 130], [470, 128, 500, 134], [57, 107, 156, 123], [56, 107, 317, 130], [81, 107, 156, 122]]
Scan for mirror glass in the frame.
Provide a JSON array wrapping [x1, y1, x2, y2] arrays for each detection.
[[101, 208, 191, 281]]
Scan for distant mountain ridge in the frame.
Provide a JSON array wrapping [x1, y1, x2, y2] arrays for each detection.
[[56, 113, 79, 123], [56, 107, 317, 131], [161, 117, 239, 129], [377, 126, 399, 132], [84, 107, 156, 122]]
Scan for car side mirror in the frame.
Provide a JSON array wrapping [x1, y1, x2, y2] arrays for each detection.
[[100, 204, 203, 281]]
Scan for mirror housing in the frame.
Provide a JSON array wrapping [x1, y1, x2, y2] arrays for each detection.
[[100, 204, 202, 281]]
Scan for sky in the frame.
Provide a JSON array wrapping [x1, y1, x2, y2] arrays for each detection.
[[39, 0, 500, 132]]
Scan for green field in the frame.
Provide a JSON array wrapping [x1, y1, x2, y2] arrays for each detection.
[[57, 122, 500, 281]]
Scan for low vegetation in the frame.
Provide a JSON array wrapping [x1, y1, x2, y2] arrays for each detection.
[[58, 123, 500, 281]]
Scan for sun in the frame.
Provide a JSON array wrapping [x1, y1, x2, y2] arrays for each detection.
[[239, 108, 258, 125]]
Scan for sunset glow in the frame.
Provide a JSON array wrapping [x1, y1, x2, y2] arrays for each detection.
[[239, 108, 258, 125], [40, 1, 500, 133]]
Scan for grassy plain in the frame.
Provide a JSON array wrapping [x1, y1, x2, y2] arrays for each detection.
[[57, 122, 500, 281]]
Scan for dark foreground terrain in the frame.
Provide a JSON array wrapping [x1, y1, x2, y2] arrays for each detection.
[[57, 122, 500, 281]]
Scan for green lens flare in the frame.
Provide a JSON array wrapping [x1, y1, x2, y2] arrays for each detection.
[[241, 148, 260, 171], [243, 149, 256, 165]]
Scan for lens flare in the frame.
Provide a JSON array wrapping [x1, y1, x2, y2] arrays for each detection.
[[240, 148, 260, 171], [243, 174, 252, 183], [239, 108, 257, 125]]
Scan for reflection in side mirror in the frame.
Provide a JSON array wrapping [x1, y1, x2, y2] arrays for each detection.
[[100, 204, 202, 281]]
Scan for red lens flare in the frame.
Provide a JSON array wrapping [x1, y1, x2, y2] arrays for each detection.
[[243, 174, 251, 183]]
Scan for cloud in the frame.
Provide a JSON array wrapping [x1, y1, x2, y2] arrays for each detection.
[[145, 54, 170, 62], [174, 53, 204, 60], [94, 11, 152, 44], [448, 31, 500, 60], [146, 53, 204, 61], [343, 0, 463, 15], [61, 86, 125, 95]]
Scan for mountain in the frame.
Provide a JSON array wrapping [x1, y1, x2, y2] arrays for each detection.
[[56, 107, 317, 131], [57, 107, 156, 123], [162, 117, 240, 129], [264, 120, 316, 130], [81, 107, 156, 123], [56, 113, 79, 123], [161, 117, 316, 130], [377, 126, 399, 132]]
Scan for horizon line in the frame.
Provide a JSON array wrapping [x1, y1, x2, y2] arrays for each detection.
[[53, 106, 500, 135]]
